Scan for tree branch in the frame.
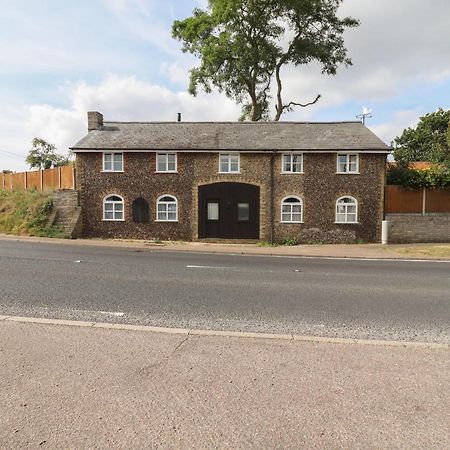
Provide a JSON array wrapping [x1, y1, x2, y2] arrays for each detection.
[[284, 94, 321, 110]]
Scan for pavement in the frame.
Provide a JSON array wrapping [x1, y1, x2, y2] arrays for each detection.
[[1, 233, 450, 260], [1, 239, 449, 344], [1, 320, 449, 449]]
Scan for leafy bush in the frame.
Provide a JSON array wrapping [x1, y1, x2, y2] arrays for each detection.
[[281, 236, 299, 246], [387, 165, 450, 188]]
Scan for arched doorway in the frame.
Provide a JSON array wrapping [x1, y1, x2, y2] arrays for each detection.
[[198, 183, 260, 239]]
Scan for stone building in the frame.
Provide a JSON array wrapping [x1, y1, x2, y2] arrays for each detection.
[[71, 111, 389, 243]]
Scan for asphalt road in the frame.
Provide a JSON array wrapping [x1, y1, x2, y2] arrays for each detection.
[[1, 240, 449, 343]]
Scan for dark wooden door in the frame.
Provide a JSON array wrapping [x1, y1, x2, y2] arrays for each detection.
[[198, 183, 260, 239]]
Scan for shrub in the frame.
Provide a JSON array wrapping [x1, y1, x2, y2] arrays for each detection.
[[281, 236, 299, 246]]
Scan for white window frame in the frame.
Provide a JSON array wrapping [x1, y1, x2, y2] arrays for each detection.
[[335, 196, 358, 224], [156, 195, 178, 222], [219, 153, 240, 174], [156, 153, 178, 173], [336, 153, 359, 174], [103, 194, 125, 221], [102, 152, 124, 172], [282, 153, 304, 174], [280, 196, 303, 224]]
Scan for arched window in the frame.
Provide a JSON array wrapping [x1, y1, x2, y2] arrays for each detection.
[[281, 196, 303, 223], [336, 196, 358, 223], [103, 195, 124, 221], [157, 195, 178, 222], [132, 197, 149, 223]]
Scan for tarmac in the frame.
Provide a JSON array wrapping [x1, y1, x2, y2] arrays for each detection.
[[1, 234, 449, 448], [1, 233, 449, 261]]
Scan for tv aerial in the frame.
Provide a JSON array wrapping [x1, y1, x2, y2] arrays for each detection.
[[356, 107, 373, 125]]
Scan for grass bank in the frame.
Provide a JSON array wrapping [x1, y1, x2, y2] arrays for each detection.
[[0, 189, 67, 238]]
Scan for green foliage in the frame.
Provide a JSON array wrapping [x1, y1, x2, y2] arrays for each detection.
[[0, 189, 67, 238], [26, 138, 71, 170], [281, 236, 299, 246], [172, 0, 358, 121], [393, 109, 450, 166], [387, 165, 450, 188]]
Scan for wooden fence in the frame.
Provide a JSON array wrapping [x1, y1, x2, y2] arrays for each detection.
[[385, 185, 450, 214], [0, 165, 75, 191]]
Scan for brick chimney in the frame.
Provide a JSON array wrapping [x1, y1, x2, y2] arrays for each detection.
[[88, 111, 103, 131]]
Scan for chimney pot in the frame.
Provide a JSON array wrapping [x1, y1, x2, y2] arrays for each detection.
[[88, 111, 103, 131], [177, 112, 182, 122]]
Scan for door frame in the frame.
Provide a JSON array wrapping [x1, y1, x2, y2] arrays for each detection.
[[194, 179, 266, 240]]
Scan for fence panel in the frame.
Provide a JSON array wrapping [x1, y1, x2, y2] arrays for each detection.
[[4, 173, 13, 189], [12, 173, 26, 190], [425, 188, 450, 213], [42, 168, 59, 190], [0, 173, 4, 189], [26, 170, 41, 190], [60, 165, 74, 189], [385, 185, 423, 213]]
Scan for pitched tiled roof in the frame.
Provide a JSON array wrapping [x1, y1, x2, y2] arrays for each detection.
[[71, 121, 390, 152]]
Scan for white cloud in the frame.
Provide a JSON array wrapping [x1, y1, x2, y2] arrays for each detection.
[[369, 109, 423, 146], [24, 74, 240, 157], [272, 0, 450, 117]]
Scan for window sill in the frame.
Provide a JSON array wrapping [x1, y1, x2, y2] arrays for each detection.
[[281, 171, 304, 175], [281, 221, 304, 224], [335, 172, 360, 175], [334, 221, 359, 224], [155, 171, 178, 174], [155, 220, 179, 223], [218, 172, 241, 175], [102, 219, 125, 222], [102, 170, 124, 173]]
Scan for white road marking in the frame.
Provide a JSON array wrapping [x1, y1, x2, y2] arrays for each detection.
[[186, 265, 232, 270]]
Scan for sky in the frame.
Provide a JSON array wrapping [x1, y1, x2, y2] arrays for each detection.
[[1, 0, 450, 171]]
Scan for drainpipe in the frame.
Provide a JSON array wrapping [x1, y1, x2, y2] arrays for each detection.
[[382, 153, 389, 244], [270, 151, 276, 244]]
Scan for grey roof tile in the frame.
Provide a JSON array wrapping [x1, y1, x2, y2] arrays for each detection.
[[71, 121, 390, 152]]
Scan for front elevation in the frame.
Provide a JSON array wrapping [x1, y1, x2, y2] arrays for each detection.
[[72, 113, 389, 243]]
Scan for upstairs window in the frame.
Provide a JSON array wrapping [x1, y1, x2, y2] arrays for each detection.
[[157, 153, 177, 172], [219, 153, 240, 173], [282, 153, 303, 173], [103, 195, 124, 221], [337, 153, 359, 173], [336, 196, 358, 223], [103, 152, 123, 172], [157, 195, 178, 222], [281, 196, 303, 223]]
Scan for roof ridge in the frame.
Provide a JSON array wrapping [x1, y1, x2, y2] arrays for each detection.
[[103, 121, 363, 125]]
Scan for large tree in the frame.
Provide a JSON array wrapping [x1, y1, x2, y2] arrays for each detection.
[[26, 138, 70, 170], [393, 109, 450, 166], [172, 0, 358, 121]]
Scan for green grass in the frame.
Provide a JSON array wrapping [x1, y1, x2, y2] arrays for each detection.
[[0, 189, 67, 238]]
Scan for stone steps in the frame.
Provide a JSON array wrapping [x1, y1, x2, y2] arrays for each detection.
[[50, 190, 82, 238]]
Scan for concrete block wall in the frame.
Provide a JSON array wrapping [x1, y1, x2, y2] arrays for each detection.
[[386, 214, 450, 243]]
